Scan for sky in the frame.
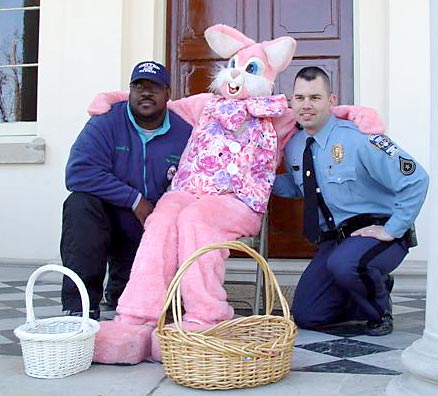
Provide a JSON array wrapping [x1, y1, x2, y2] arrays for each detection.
[[0, 3, 25, 65], [0, 1, 39, 121]]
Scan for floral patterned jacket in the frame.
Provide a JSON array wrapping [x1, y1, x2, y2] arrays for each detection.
[[171, 95, 288, 213]]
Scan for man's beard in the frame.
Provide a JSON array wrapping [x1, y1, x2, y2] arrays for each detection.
[[133, 107, 166, 128]]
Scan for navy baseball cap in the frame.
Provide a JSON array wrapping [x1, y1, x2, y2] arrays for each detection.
[[130, 61, 170, 87]]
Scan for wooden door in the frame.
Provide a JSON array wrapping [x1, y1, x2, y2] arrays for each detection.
[[166, 0, 353, 258]]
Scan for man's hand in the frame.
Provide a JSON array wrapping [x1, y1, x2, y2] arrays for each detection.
[[351, 225, 394, 241], [133, 198, 154, 226]]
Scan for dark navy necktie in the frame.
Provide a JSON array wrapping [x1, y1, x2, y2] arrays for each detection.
[[302, 137, 336, 242], [302, 137, 320, 242]]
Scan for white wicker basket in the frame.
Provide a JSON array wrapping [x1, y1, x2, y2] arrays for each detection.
[[14, 265, 100, 378]]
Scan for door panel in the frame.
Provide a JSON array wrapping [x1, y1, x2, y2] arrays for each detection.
[[167, 0, 353, 258], [167, 0, 258, 98], [270, 0, 353, 103], [273, 0, 339, 38]]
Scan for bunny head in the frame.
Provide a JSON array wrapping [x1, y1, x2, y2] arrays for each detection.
[[204, 24, 297, 100]]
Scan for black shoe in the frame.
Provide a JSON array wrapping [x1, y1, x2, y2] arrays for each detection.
[[65, 308, 100, 321], [366, 311, 393, 336]]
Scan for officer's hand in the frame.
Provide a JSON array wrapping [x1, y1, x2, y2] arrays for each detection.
[[133, 198, 154, 226], [351, 225, 395, 241]]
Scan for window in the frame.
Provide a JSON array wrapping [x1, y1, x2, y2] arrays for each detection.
[[0, 0, 39, 128]]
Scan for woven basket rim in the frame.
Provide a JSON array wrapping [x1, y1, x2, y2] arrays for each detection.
[[15, 316, 100, 342], [159, 314, 297, 358], [14, 265, 100, 342]]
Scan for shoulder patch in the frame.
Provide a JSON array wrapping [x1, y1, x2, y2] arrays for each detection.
[[399, 156, 416, 175], [368, 134, 399, 157]]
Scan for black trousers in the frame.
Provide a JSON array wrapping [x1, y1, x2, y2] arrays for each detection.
[[60, 192, 143, 312]]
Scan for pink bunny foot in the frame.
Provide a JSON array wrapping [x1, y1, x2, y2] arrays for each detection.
[[93, 317, 156, 365], [150, 319, 217, 362]]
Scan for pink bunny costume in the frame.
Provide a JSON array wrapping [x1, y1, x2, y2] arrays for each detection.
[[92, 24, 384, 365]]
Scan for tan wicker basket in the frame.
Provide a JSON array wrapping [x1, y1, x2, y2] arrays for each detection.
[[157, 241, 297, 390], [14, 265, 100, 378]]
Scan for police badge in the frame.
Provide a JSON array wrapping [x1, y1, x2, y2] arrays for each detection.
[[332, 144, 344, 163]]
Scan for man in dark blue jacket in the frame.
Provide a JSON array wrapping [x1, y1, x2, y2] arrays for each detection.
[[61, 61, 192, 319]]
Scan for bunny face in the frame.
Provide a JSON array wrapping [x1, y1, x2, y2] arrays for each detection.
[[210, 52, 275, 100], [205, 24, 297, 101]]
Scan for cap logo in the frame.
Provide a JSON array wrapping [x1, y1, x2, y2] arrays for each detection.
[[137, 62, 160, 75]]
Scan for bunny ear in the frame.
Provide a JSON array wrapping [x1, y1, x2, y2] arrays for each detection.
[[204, 24, 255, 58], [262, 37, 297, 72]]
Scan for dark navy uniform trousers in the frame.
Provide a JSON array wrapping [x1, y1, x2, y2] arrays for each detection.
[[292, 235, 408, 328]]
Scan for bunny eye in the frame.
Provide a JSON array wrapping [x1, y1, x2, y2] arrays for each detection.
[[245, 60, 263, 75], [228, 57, 236, 68]]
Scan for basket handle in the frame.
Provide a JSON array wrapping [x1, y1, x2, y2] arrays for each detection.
[[24, 264, 92, 330], [157, 241, 291, 334]]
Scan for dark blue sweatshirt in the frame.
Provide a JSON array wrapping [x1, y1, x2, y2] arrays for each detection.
[[65, 101, 192, 209]]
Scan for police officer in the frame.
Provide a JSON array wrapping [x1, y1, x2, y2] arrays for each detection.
[[273, 67, 429, 336]]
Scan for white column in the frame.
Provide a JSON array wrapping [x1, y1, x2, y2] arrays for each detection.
[[386, 1, 438, 394], [121, 0, 167, 88]]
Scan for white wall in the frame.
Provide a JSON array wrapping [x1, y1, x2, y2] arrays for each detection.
[[121, 0, 167, 85], [354, 0, 389, 119], [0, 0, 431, 266], [354, 0, 430, 263], [389, 0, 430, 263], [0, 0, 161, 263]]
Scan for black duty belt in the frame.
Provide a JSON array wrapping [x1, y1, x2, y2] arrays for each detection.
[[318, 213, 417, 248]]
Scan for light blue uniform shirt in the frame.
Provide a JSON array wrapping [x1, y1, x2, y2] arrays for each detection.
[[273, 115, 429, 238]]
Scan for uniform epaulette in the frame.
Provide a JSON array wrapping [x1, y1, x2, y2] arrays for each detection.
[[334, 119, 362, 138], [337, 118, 355, 127]]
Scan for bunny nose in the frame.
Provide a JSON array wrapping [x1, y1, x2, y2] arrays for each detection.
[[230, 69, 240, 79]]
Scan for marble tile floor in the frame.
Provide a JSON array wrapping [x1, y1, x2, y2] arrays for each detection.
[[0, 264, 426, 396]]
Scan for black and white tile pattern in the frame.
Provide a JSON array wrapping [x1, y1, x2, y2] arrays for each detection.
[[0, 276, 425, 377]]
